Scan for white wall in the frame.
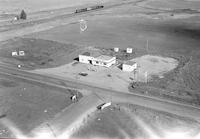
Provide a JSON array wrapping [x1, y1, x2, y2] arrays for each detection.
[[122, 63, 137, 72], [79, 55, 92, 64]]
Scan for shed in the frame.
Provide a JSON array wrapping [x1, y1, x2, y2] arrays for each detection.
[[126, 48, 133, 53], [122, 61, 137, 72], [114, 47, 119, 52]]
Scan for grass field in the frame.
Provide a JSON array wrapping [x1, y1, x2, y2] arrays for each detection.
[[0, 74, 82, 138], [0, 38, 82, 69], [139, 0, 200, 10], [72, 103, 200, 139]]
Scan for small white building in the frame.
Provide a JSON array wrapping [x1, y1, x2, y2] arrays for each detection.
[[79, 52, 116, 68], [12, 51, 18, 56], [114, 47, 119, 52], [122, 61, 137, 72], [19, 51, 25, 56], [126, 48, 133, 53]]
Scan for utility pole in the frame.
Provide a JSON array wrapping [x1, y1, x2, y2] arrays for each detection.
[[145, 71, 148, 83], [146, 39, 149, 53]]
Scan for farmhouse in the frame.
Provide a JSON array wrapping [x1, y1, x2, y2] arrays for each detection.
[[79, 52, 116, 67], [122, 61, 137, 72], [92, 55, 116, 67]]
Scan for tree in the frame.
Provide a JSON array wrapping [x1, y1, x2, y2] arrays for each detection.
[[20, 10, 27, 20]]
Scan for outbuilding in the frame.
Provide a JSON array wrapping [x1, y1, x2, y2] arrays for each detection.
[[122, 61, 137, 72]]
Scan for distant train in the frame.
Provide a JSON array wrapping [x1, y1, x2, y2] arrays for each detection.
[[75, 5, 104, 13]]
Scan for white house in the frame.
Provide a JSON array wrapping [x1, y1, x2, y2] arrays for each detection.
[[92, 55, 116, 68], [79, 52, 116, 68], [122, 61, 137, 72]]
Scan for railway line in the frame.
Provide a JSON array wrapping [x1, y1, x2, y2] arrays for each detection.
[[0, 63, 200, 122], [0, 0, 147, 33]]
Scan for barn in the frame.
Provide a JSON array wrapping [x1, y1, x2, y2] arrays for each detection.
[[122, 61, 137, 72]]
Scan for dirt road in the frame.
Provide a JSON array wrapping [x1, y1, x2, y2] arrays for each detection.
[[33, 93, 103, 138]]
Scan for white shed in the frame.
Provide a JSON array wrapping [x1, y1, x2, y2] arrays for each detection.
[[126, 48, 133, 53], [122, 61, 137, 72], [114, 47, 119, 52]]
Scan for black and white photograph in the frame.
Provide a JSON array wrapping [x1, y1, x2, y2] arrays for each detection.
[[0, 0, 200, 138]]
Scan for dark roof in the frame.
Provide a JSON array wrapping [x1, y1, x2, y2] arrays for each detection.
[[81, 52, 90, 56], [95, 55, 114, 61]]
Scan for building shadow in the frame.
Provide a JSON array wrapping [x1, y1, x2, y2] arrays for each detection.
[[74, 57, 79, 61]]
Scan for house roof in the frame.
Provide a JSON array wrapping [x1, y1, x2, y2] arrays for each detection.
[[95, 55, 115, 61], [81, 52, 91, 56], [124, 61, 136, 66]]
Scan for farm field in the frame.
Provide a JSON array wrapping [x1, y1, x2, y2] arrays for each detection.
[[138, 0, 200, 11], [0, 38, 82, 69], [72, 103, 200, 139], [0, 74, 82, 138]]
